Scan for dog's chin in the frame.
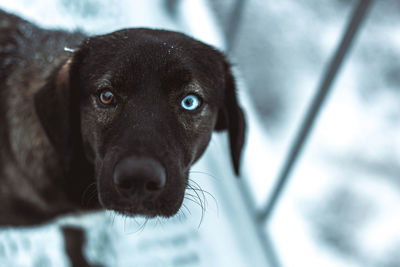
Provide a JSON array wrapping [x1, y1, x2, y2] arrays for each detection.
[[99, 195, 184, 219], [111, 207, 177, 218]]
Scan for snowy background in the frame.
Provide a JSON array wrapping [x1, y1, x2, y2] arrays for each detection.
[[1, 0, 400, 267], [213, 1, 400, 266]]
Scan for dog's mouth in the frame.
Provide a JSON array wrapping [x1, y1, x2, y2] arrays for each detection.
[[113, 207, 159, 218], [104, 196, 184, 218], [99, 191, 185, 218]]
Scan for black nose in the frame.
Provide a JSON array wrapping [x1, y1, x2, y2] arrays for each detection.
[[113, 156, 166, 198]]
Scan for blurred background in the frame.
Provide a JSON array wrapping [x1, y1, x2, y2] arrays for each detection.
[[0, 0, 399, 266]]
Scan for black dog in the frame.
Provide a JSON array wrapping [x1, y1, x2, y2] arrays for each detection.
[[0, 9, 245, 226]]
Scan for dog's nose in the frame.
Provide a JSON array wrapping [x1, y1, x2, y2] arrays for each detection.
[[113, 156, 166, 197]]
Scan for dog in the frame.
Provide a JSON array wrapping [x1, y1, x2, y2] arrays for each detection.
[[0, 9, 246, 227]]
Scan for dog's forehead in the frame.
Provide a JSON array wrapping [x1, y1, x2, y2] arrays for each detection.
[[85, 29, 224, 70], [91, 51, 196, 94], [86, 29, 206, 59], [82, 29, 226, 95]]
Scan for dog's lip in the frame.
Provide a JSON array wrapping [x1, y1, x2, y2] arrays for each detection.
[[105, 204, 162, 218], [100, 195, 183, 218], [99, 196, 163, 216], [114, 208, 159, 218]]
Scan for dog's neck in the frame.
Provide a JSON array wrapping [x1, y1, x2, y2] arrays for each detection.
[[0, 149, 99, 227]]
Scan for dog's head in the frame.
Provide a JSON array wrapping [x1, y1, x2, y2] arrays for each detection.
[[35, 29, 245, 217]]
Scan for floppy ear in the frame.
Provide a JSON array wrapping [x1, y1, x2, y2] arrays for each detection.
[[34, 58, 77, 170], [214, 63, 246, 176]]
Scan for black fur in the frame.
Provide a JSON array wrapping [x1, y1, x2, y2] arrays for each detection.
[[61, 226, 98, 267], [0, 9, 246, 226]]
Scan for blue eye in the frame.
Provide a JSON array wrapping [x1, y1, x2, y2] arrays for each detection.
[[181, 94, 201, 111]]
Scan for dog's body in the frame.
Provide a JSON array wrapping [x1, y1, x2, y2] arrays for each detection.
[[0, 10, 88, 225], [0, 10, 245, 226]]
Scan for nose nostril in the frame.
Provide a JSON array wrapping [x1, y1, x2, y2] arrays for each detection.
[[146, 181, 162, 191], [115, 176, 134, 190]]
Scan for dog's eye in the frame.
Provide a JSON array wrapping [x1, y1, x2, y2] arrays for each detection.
[[99, 90, 116, 105], [181, 94, 201, 111]]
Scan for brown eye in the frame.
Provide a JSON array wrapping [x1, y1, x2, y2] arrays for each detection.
[[99, 90, 115, 105]]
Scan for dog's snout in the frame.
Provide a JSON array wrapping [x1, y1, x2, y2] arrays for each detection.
[[113, 156, 166, 197]]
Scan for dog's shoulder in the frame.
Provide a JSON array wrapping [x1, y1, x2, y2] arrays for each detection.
[[0, 10, 22, 82], [0, 10, 88, 224], [0, 9, 86, 84]]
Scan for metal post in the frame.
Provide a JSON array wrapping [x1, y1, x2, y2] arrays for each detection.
[[226, 0, 247, 54], [236, 177, 282, 267], [258, 0, 373, 223]]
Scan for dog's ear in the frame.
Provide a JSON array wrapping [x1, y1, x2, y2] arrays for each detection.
[[34, 57, 78, 170], [214, 62, 246, 176]]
